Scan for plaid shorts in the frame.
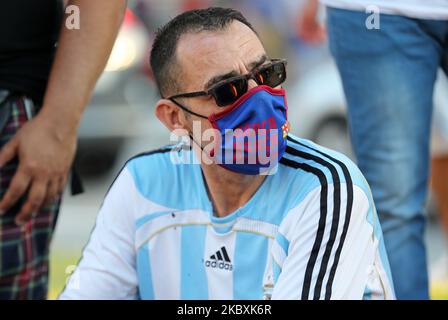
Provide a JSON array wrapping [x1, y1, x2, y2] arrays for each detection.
[[0, 93, 61, 300]]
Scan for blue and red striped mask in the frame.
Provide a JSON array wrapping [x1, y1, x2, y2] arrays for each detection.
[[206, 85, 289, 175]]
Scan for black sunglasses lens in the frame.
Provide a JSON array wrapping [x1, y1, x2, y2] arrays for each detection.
[[256, 62, 286, 88], [213, 78, 248, 107], [210, 61, 286, 106]]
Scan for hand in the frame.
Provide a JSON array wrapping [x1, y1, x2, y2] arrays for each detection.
[[0, 114, 77, 225], [297, 0, 326, 45]]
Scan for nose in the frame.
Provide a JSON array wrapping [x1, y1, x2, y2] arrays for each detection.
[[248, 78, 258, 90]]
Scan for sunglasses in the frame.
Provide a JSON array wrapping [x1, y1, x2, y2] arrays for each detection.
[[168, 59, 287, 107]]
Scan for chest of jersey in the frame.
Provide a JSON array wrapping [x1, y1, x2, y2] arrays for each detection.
[[135, 211, 277, 300]]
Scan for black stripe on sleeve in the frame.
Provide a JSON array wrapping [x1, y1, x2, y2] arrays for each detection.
[[287, 136, 354, 299], [285, 145, 341, 300], [279, 157, 328, 300]]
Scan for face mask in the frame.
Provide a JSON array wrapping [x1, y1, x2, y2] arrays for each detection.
[[181, 85, 290, 175]]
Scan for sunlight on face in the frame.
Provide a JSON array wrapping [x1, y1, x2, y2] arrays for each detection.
[[175, 21, 267, 120]]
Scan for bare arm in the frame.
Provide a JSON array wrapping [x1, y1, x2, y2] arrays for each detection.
[[297, 0, 326, 44], [40, 0, 127, 134], [0, 0, 127, 224]]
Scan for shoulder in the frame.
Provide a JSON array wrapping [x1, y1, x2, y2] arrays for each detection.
[[125, 144, 181, 180], [280, 134, 371, 194], [277, 134, 374, 234], [108, 143, 202, 208]]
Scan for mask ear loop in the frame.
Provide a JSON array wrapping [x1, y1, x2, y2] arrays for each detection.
[[169, 97, 213, 154], [188, 133, 218, 159], [170, 98, 208, 119], [188, 133, 203, 150]]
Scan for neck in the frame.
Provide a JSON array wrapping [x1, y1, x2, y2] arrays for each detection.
[[200, 162, 266, 218]]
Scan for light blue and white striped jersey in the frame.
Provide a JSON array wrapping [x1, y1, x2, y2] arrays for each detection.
[[61, 134, 395, 300]]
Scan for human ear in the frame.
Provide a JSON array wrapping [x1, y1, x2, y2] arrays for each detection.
[[155, 99, 189, 134]]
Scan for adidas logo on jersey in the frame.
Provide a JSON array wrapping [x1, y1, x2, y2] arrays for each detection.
[[204, 246, 233, 271]]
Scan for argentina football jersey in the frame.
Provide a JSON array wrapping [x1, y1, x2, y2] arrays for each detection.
[[60, 133, 395, 300]]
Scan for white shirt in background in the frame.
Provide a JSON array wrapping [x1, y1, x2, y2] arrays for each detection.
[[320, 0, 448, 20]]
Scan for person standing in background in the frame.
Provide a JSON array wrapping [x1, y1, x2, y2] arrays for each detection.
[[299, 0, 448, 299], [431, 96, 448, 238], [0, 0, 126, 299], [430, 131, 448, 287]]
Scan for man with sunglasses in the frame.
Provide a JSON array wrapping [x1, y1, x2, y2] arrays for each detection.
[[61, 7, 394, 300]]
